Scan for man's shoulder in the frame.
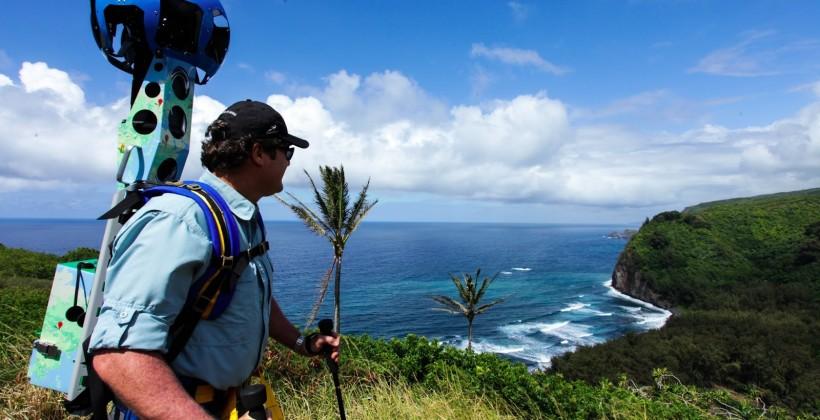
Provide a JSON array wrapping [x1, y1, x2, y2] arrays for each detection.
[[129, 192, 211, 237], [141, 191, 202, 215]]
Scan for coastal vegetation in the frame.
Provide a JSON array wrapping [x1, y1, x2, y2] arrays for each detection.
[[551, 188, 820, 415], [430, 269, 505, 351], [0, 244, 795, 418], [276, 165, 377, 333]]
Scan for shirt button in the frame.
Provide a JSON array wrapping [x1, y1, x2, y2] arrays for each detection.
[[118, 310, 129, 319]]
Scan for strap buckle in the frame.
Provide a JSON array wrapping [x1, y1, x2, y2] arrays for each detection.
[[221, 255, 235, 268]]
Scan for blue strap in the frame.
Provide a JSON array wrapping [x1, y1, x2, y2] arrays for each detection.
[[140, 183, 238, 320], [187, 181, 241, 258], [112, 403, 140, 420], [141, 185, 226, 260]]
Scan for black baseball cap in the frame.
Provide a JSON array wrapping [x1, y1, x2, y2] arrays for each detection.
[[215, 99, 309, 148]]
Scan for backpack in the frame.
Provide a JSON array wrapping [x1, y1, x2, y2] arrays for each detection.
[[78, 180, 269, 418]]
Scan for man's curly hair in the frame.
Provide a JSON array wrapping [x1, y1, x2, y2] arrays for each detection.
[[201, 119, 281, 172]]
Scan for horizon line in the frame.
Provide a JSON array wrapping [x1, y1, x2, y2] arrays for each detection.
[[0, 217, 641, 227]]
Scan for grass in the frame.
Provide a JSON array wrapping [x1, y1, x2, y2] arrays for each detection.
[[273, 375, 520, 420]]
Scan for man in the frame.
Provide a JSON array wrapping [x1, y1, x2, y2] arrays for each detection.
[[89, 100, 340, 419]]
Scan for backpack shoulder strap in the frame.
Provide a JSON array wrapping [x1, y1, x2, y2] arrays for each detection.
[[163, 181, 269, 362], [162, 181, 241, 361]]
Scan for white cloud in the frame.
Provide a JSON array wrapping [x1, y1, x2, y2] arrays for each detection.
[[470, 66, 493, 97], [181, 95, 228, 180], [19, 62, 85, 113], [572, 90, 707, 125], [237, 62, 255, 72], [316, 69, 449, 130], [690, 30, 820, 77], [508, 1, 529, 21], [3, 61, 820, 213], [0, 50, 12, 69], [0, 62, 224, 192], [0, 73, 13, 87], [267, 70, 820, 208], [470, 43, 569, 75], [576, 90, 669, 119], [0, 63, 119, 191], [265, 70, 286, 84]]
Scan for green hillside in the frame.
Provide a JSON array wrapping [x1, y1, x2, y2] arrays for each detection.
[[551, 189, 820, 414]]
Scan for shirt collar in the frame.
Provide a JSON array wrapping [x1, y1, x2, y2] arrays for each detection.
[[199, 170, 257, 221]]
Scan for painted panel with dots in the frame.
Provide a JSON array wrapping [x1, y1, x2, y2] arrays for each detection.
[[27, 260, 97, 397], [116, 57, 197, 187]]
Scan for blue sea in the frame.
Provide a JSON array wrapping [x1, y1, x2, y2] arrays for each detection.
[[0, 219, 670, 369]]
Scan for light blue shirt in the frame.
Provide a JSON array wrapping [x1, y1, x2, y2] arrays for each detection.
[[89, 171, 274, 390]]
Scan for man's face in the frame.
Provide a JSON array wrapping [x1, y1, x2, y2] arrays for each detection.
[[261, 144, 292, 196]]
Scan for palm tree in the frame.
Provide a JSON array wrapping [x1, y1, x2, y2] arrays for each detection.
[[276, 165, 377, 333], [431, 269, 504, 351]]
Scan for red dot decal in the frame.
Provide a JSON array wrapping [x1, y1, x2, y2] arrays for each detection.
[[57, 321, 63, 329], [158, 99, 163, 105]]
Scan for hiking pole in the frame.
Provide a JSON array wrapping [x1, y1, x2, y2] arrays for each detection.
[[318, 319, 346, 420]]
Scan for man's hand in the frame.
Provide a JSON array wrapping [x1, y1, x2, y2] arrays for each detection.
[[238, 408, 272, 420], [310, 332, 341, 363]]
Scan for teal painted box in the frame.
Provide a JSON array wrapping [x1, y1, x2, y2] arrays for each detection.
[[27, 259, 97, 400]]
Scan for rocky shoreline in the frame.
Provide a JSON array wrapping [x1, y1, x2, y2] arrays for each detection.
[[610, 248, 675, 313]]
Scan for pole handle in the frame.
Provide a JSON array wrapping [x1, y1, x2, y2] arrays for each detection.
[[238, 384, 267, 420]]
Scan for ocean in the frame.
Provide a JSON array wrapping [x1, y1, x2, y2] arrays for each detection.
[[0, 219, 670, 369]]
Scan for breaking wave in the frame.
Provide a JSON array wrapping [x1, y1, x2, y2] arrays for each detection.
[[604, 280, 671, 329]]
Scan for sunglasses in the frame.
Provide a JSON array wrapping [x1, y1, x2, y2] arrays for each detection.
[[280, 146, 294, 161], [260, 139, 294, 161]]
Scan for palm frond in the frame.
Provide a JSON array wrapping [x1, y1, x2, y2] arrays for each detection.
[[342, 200, 378, 245], [475, 271, 499, 303], [303, 257, 338, 332], [431, 307, 463, 315], [337, 166, 351, 229], [319, 166, 349, 232], [283, 191, 332, 233], [275, 192, 330, 237], [430, 295, 468, 315], [305, 169, 333, 228], [345, 178, 371, 228], [449, 273, 469, 303], [475, 298, 505, 315]]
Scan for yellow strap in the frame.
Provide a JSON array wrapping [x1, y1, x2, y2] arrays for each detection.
[[186, 187, 230, 320], [225, 377, 284, 420], [193, 384, 215, 404], [265, 379, 285, 420], [187, 187, 227, 257]]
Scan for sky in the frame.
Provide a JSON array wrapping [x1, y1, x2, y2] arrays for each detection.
[[1, 0, 819, 224]]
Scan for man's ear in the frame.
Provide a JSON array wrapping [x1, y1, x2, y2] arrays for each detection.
[[249, 142, 267, 166]]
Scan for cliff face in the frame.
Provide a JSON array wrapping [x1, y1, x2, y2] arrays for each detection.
[[610, 248, 672, 310]]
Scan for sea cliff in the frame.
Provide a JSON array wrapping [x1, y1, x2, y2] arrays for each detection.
[[611, 247, 671, 310], [553, 188, 820, 414]]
